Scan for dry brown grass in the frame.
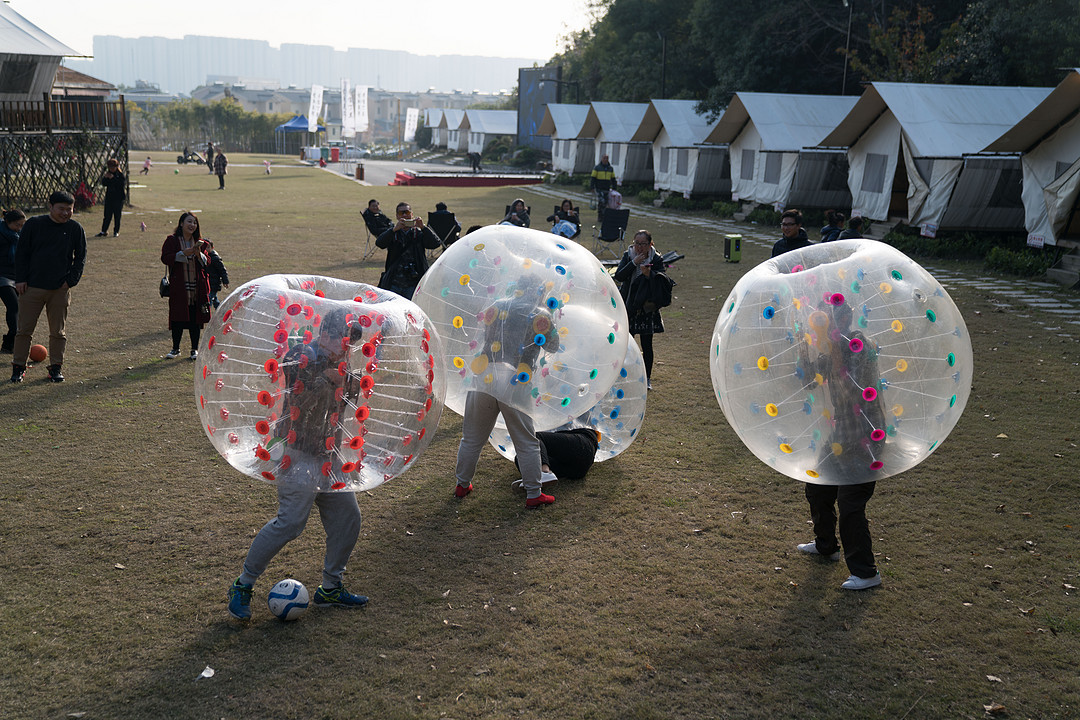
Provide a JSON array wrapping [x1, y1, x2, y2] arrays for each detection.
[[1, 153, 1078, 719]]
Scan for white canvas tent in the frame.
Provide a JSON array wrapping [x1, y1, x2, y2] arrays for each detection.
[[982, 70, 1080, 247], [581, 102, 653, 185], [704, 92, 857, 208], [536, 104, 593, 174], [818, 82, 1052, 230], [464, 109, 517, 155], [425, 108, 445, 148], [0, 3, 85, 102], [441, 109, 466, 152], [632, 99, 727, 197]]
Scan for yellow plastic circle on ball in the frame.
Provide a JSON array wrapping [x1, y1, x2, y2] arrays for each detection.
[[766, 403, 778, 417], [757, 356, 770, 371]]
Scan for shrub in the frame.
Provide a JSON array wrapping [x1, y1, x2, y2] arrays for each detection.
[[712, 201, 740, 218], [746, 207, 781, 226], [508, 146, 539, 168], [984, 246, 1054, 277], [638, 190, 660, 205]]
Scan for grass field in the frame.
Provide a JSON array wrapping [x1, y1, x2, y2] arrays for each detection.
[[1, 152, 1078, 719]]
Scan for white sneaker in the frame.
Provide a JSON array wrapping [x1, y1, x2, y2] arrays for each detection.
[[796, 541, 840, 561], [165, 349, 180, 359], [841, 573, 882, 591], [189, 350, 198, 361]]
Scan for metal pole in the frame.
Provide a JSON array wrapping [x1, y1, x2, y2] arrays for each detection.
[[842, 0, 853, 94]]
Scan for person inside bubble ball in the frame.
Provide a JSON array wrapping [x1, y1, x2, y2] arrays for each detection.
[[795, 300, 884, 590], [376, 202, 441, 300], [227, 309, 369, 620], [771, 208, 813, 257], [614, 230, 669, 390], [455, 274, 560, 508]]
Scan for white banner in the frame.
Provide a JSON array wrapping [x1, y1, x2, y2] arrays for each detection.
[[404, 107, 420, 142], [355, 85, 369, 133], [308, 85, 324, 133], [341, 79, 355, 138]]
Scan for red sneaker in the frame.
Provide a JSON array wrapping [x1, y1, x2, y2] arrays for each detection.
[[454, 483, 472, 498], [525, 493, 555, 508]]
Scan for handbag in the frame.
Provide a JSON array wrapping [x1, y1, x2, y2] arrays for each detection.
[[159, 275, 169, 298]]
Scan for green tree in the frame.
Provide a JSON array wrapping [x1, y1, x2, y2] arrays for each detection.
[[845, 5, 959, 84]]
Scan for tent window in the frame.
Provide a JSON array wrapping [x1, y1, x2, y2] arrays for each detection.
[[763, 153, 781, 184], [0, 61, 35, 94], [862, 153, 888, 193], [676, 149, 689, 176], [611, 143, 621, 165], [660, 147, 670, 173], [740, 149, 755, 180], [988, 167, 1024, 209]]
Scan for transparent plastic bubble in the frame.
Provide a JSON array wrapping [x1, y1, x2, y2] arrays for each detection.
[[195, 275, 445, 492], [710, 240, 972, 485], [488, 335, 648, 463], [413, 225, 628, 431]]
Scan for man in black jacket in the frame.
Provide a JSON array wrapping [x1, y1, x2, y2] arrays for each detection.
[[11, 191, 86, 383], [375, 202, 440, 300], [771, 208, 813, 257]]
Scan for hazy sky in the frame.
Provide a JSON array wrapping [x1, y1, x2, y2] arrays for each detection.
[[10, 0, 596, 60]]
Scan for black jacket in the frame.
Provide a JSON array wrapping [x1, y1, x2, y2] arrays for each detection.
[[771, 229, 812, 257], [15, 214, 86, 289]]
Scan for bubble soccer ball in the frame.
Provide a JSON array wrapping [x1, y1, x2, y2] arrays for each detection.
[[413, 225, 628, 431], [710, 239, 972, 485], [488, 335, 648, 463], [195, 275, 445, 492], [267, 578, 309, 621]]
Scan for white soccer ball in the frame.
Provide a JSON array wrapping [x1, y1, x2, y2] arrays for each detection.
[[267, 578, 310, 621]]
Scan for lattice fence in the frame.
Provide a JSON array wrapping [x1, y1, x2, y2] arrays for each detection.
[[1, 98, 128, 212]]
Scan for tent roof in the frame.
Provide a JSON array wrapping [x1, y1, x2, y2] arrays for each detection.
[[0, 4, 84, 56], [633, 99, 718, 146], [464, 109, 517, 135], [275, 115, 324, 132], [581, 102, 650, 143], [704, 92, 857, 149], [439, 108, 466, 130], [984, 70, 1080, 153], [818, 82, 1053, 155], [425, 108, 444, 128], [536, 103, 590, 137]]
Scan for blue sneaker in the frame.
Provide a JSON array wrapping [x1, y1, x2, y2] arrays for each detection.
[[227, 579, 253, 620], [313, 584, 369, 608]]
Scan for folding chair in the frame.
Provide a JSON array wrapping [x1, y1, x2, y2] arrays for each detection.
[[361, 213, 392, 261], [503, 204, 531, 226], [427, 211, 461, 259], [591, 208, 630, 264]]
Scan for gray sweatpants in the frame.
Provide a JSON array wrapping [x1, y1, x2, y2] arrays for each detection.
[[238, 482, 362, 589], [455, 391, 543, 497]]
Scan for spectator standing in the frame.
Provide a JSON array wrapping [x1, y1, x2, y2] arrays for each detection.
[[1, 208, 26, 353], [375, 202, 441, 299], [160, 211, 211, 360], [837, 216, 865, 240], [206, 142, 215, 173], [614, 230, 670, 390], [213, 148, 228, 190], [820, 209, 845, 242], [590, 153, 616, 220], [771, 209, 813, 257], [10, 191, 86, 383], [95, 158, 125, 237]]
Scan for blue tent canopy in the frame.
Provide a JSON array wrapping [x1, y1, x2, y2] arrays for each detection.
[[275, 115, 325, 133]]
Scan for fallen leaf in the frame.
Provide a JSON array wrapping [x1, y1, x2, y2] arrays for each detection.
[[405, 530, 414, 536], [196, 665, 214, 680], [996, 433, 1009, 439], [983, 702, 1006, 714], [114, 563, 126, 570], [986, 675, 1002, 682], [1020, 607, 1034, 615], [442, 589, 451, 598], [1064, 584, 1076, 591]]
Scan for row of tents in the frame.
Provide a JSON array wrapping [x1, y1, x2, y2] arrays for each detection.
[[425, 109, 517, 158], [513, 73, 1080, 249]]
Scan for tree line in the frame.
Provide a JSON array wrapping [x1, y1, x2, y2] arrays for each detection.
[[127, 97, 294, 153], [549, 0, 1080, 115]]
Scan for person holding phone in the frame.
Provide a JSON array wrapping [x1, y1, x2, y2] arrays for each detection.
[[375, 202, 440, 300], [160, 211, 211, 360], [500, 198, 530, 228]]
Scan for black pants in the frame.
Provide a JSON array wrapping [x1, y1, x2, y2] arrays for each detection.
[[805, 481, 877, 578], [101, 201, 123, 234], [217, 174, 225, 189], [0, 284, 17, 343], [636, 332, 654, 379], [170, 305, 203, 351]]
